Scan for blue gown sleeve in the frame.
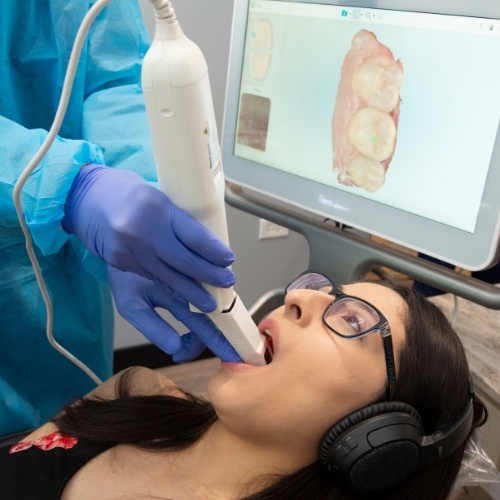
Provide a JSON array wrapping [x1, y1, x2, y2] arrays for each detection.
[[0, 116, 104, 255], [0, 0, 155, 258], [81, 0, 156, 181]]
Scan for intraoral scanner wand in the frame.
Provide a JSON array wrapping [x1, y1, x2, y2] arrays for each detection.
[[142, 1, 272, 365]]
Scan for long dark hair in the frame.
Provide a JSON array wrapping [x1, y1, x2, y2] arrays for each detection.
[[53, 282, 487, 499]]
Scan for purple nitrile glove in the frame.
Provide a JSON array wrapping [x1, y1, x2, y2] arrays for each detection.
[[108, 266, 241, 362], [63, 164, 235, 314]]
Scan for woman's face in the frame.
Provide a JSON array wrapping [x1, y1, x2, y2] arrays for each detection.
[[207, 281, 408, 462]]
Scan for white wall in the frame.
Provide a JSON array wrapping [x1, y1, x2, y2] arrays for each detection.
[[114, 0, 309, 349]]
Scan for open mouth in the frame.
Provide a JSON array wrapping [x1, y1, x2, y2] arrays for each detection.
[[262, 329, 274, 364]]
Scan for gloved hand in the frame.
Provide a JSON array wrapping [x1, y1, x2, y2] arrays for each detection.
[[63, 164, 235, 314], [108, 266, 241, 362]]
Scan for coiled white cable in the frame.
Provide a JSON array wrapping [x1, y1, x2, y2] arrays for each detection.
[[12, 0, 115, 386], [148, 0, 176, 20]]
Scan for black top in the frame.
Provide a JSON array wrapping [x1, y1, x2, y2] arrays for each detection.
[[0, 432, 112, 500]]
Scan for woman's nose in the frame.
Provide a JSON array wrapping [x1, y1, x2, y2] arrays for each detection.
[[283, 289, 330, 325]]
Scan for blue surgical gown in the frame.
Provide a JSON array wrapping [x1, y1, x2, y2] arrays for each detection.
[[0, 0, 156, 435]]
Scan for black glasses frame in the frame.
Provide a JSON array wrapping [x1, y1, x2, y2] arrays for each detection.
[[285, 272, 397, 401]]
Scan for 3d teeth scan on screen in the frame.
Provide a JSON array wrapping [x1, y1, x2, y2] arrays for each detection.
[[332, 29, 403, 193], [224, 0, 500, 271]]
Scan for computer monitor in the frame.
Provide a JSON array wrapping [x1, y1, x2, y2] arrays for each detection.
[[221, 0, 500, 271]]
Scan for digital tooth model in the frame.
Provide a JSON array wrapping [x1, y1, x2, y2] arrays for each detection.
[[332, 29, 403, 193]]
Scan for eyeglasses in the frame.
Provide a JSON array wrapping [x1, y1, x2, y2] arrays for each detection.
[[285, 272, 397, 400]]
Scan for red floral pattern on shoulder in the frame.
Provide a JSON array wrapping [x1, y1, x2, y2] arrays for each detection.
[[9, 432, 78, 454]]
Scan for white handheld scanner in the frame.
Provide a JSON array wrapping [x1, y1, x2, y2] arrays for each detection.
[[141, 13, 272, 365]]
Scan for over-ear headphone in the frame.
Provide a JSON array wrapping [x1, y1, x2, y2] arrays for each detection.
[[319, 379, 475, 495]]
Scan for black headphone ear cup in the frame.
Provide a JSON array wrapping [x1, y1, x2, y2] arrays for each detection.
[[319, 402, 423, 495], [320, 401, 421, 452]]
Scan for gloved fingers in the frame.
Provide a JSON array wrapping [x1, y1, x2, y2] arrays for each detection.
[[142, 278, 240, 362], [172, 333, 207, 363], [109, 230, 235, 295], [151, 244, 235, 289], [141, 260, 218, 313], [151, 233, 235, 290], [172, 210, 235, 267], [105, 236, 218, 314], [173, 329, 241, 364], [121, 305, 183, 355], [130, 275, 234, 361], [108, 266, 241, 363], [118, 185, 235, 289], [66, 169, 236, 295], [178, 313, 242, 363], [108, 267, 184, 354]]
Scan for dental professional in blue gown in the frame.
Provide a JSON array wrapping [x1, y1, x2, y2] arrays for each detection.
[[0, 0, 239, 436]]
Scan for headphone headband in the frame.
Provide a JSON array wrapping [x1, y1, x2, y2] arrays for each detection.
[[420, 377, 475, 464]]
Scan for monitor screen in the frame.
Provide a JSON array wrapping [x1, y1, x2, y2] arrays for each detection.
[[221, 0, 500, 271]]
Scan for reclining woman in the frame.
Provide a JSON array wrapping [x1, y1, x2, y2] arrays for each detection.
[[0, 272, 487, 499]]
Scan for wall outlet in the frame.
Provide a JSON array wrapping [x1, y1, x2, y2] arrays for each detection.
[[258, 219, 290, 240]]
